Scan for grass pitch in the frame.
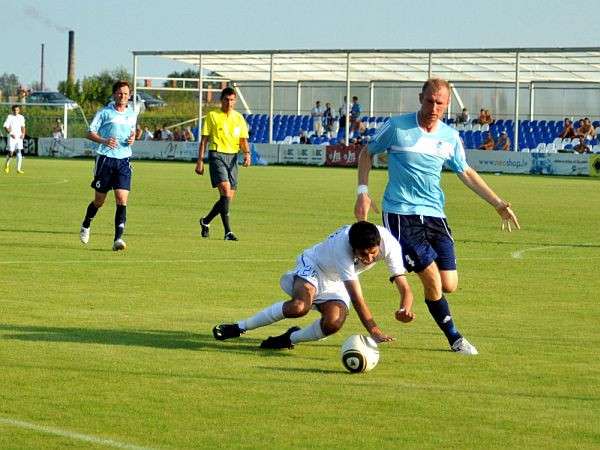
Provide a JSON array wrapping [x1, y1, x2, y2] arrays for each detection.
[[0, 158, 599, 449]]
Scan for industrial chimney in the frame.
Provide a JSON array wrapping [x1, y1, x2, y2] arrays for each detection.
[[67, 30, 75, 84]]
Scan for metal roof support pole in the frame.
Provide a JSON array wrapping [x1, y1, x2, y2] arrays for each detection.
[[513, 52, 520, 152], [269, 53, 274, 144], [296, 81, 301, 115], [345, 52, 351, 146], [428, 53, 433, 79], [529, 81, 535, 121], [198, 54, 203, 129], [369, 81, 374, 117], [133, 53, 138, 114]]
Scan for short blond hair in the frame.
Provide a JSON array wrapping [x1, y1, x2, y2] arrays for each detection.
[[421, 78, 450, 94]]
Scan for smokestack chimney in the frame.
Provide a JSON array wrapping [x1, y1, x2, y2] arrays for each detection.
[[67, 30, 75, 84]]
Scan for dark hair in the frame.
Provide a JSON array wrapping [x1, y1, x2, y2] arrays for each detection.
[[220, 87, 236, 99], [348, 221, 380, 250], [112, 80, 131, 94], [11, 104, 19, 111]]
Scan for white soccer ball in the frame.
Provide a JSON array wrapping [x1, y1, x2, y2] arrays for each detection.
[[340, 334, 379, 373]]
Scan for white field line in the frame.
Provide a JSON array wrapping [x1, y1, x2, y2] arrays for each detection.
[[0, 416, 154, 449], [511, 243, 599, 259], [0, 178, 68, 186], [0, 258, 293, 265]]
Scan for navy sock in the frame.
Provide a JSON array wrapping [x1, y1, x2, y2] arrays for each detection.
[[219, 196, 231, 234], [114, 205, 126, 240], [204, 200, 221, 224], [425, 296, 462, 346], [82, 202, 98, 228]]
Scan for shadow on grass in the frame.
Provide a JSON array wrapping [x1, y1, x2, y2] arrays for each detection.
[[0, 324, 266, 354], [257, 365, 341, 375]]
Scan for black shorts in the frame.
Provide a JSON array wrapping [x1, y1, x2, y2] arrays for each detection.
[[208, 151, 238, 189], [91, 155, 131, 193], [383, 212, 456, 273]]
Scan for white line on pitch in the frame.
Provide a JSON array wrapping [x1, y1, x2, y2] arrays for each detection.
[[511, 243, 599, 259], [0, 178, 69, 186], [0, 416, 154, 449], [0, 259, 293, 265]]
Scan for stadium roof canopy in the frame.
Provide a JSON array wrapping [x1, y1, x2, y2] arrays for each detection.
[[132, 47, 600, 83]]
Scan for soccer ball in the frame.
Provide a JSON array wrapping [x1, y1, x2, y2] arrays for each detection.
[[340, 334, 379, 373]]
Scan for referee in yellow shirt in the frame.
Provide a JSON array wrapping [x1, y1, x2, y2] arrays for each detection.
[[196, 87, 250, 241]]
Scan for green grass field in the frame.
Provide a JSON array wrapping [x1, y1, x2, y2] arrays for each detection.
[[1, 158, 599, 449]]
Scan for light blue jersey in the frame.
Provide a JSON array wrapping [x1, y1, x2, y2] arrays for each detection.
[[368, 112, 468, 218], [88, 105, 137, 159]]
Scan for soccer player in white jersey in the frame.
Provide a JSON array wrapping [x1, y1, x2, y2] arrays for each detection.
[[355, 78, 520, 355], [213, 221, 414, 349], [3, 105, 26, 174], [79, 81, 138, 251]]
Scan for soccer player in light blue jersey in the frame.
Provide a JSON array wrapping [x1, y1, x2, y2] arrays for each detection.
[[79, 80, 137, 251], [355, 78, 520, 355]]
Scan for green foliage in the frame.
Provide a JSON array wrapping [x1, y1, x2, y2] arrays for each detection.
[[0, 161, 599, 448], [0, 72, 20, 99]]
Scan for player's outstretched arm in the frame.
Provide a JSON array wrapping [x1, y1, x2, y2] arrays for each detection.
[[344, 280, 395, 343], [195, 136, 209, 175], [391, 275, 415, 323], [457, 167, 521, 232], [354, 147, 379, 221]]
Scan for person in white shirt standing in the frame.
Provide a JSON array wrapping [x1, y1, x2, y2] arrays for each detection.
[[3, 105, 26, 174], [310, 100, 324, 137], [212, 221, 414, 350]]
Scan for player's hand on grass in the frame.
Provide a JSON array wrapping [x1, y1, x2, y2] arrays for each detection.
[[195, 161, 204, 175], [495, 201, 520, 232], [395, 308, 414, 323], [370, 327, 395, 343]]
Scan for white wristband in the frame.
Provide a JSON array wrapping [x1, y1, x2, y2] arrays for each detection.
[[357, 184, 368, 195]]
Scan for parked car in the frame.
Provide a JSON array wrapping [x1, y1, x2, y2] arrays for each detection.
[[26, 91, 78, 110], [138, 91, 166, 108], [106, 93, 145, 114]]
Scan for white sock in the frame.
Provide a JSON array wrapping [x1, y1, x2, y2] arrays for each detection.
[[16, 152, 22, 170], [238, 301, 285, 331], [290, 319, 326, 344]]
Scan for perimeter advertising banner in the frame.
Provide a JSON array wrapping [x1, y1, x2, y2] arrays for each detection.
[[466, 150, 531, 174], [38, 138, 198, 160], [588, 154, 600, 177], [278, 145, 326, 165], [325, 144, 364, 167], [530, 153, 590, 176]]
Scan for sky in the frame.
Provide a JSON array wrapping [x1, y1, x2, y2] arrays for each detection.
[[3, 0, 599, 91]]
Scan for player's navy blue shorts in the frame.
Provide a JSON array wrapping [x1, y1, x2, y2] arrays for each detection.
[[208, 151, 238, 189], [383, 212, 456, 273], [90, 155, 132, 193]]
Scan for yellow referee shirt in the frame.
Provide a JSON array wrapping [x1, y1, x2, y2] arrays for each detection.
[[202, 109, 249, 154]]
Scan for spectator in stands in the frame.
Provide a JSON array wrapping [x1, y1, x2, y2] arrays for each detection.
[[456, 108, 470, 124], [477, 109, 486, 125], [161, 124, 173, 141], [299, 130, 311, 144], [141, 126, 154, 141], [484, 110, 494, 125], [173, 126, 184, 141], [55, 118, 64, 138], [311, 101, 324, 137], [558, 118, 576, 139], [577, 118, 596, 141], [495, 131, 511, 150], [573, 136, 590, 154], [184, 126, 195, 142], [339, 96, 347, 129], [323, 102, 335, 135], [478, 132, 495, 150], [350, 96, 362, 134], [153, 125, 162, 141], [135, 124, 143, 140]]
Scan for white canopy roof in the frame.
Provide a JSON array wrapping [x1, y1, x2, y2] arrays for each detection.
[[133, 48, 600, 83]]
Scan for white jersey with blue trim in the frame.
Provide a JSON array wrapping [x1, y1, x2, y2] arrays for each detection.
[[302, 225, 405, 282], [368, 112, 469, 218], [88, 105, 137, 159]]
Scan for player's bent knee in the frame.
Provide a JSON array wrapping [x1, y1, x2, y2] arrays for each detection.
[[442, 282, 458, 293], [321, 316, 344, 336], [285, 299, 311, 317]]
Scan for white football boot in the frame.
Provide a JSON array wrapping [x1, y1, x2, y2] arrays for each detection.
[[80, 226, 90, 244], [452, 337, 479, 355]]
